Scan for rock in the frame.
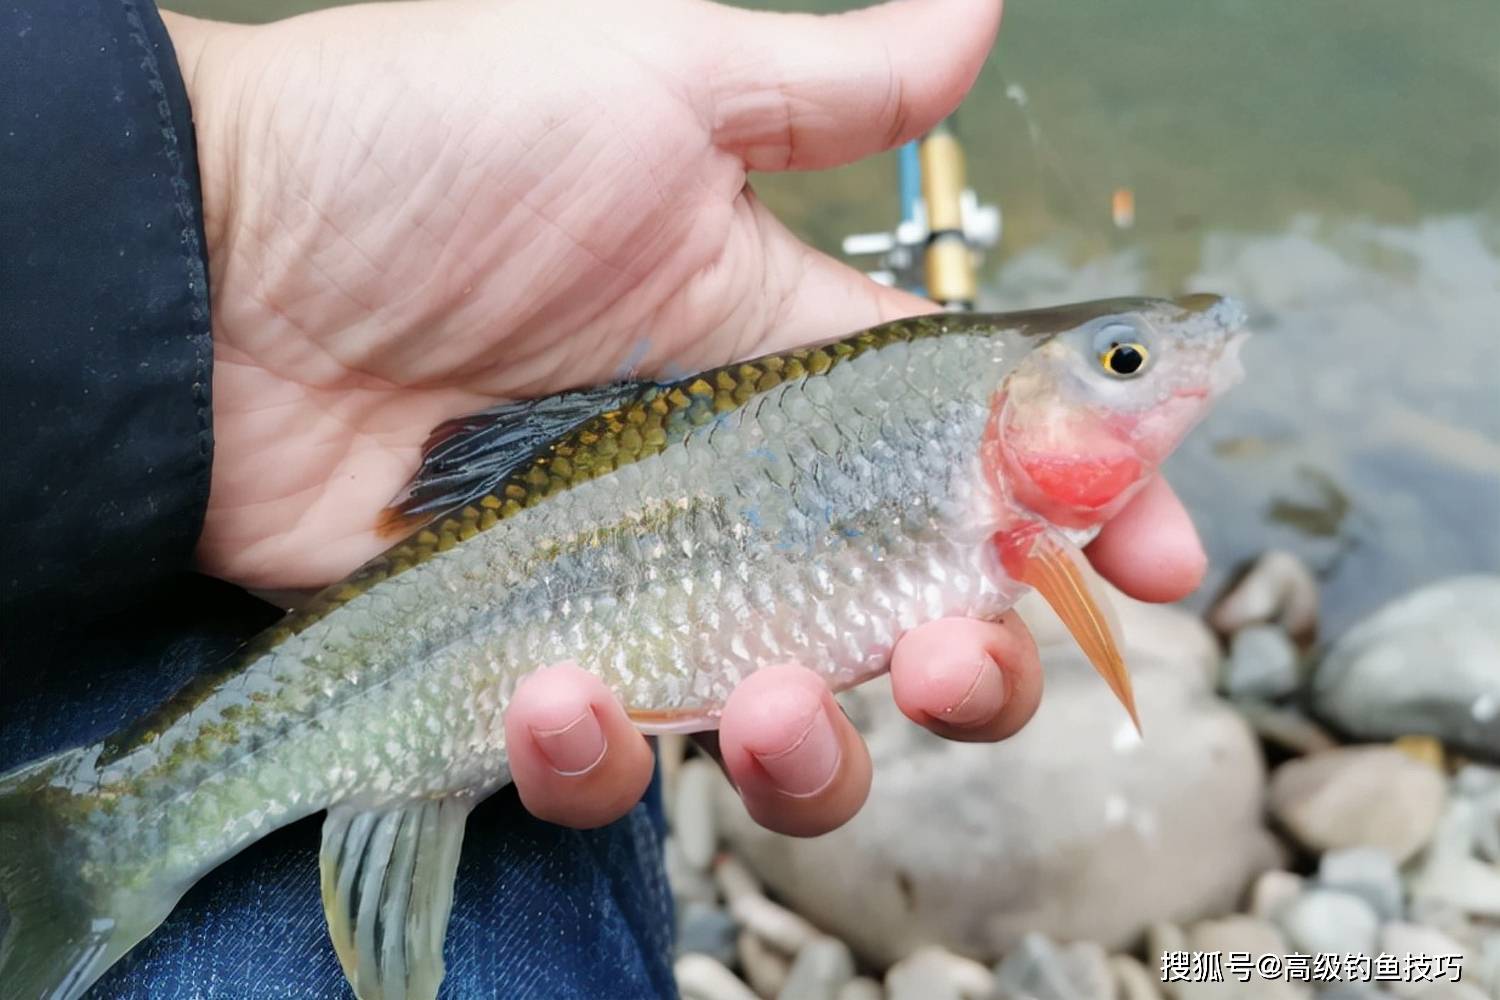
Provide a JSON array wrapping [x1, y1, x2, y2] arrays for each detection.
[[1268, 746, 1446, 862], [1472, 934, 1500, 1000], [1393, 735, 1447, 771], [714, 853, 762, 907], [679, 900, 738, 965], [885, 953, 962, 1000], [739, 931, 791, 998], [836, 979, 884, 1000], [1376, 923, 1467, 1000], [1273, 890, 1379, 956], [1236, 702, 1340, 756], [668, 835, 719, 906], [779, 937, 856, 1000], [1316, 847, 1404, 920], [730, 895, 820, 955], [1406, 795, 1500, 920], [885, 947, 993, 1000], [1316, 988, 1397, 1000], [1167, 915, 1310, 999], [715, 594, 1280, 964], [1451, 765, 1500, 864], [677, 953, 761, 1000], [676, 758, 721, 872], [1148, 923, 1188, 963], [1189, 914, 1288, 955], [1224, 625, 1302, 700], [990, 934, 1112, 1000], [1409, 987, 1489, 1000], [1210, 550, 1320, 643], [1109, 955, 1164, 1000], [1310, 575, 1500, 759], [1248, 870, 1305, 921]]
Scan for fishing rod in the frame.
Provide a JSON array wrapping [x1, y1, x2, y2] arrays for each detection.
[[841, 117, 1000, 311]]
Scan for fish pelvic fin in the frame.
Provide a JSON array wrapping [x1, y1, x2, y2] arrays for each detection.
[[319, 797, 473, 1000], [0, 748, 182, 1000], [1001, 528, 1142, 733]]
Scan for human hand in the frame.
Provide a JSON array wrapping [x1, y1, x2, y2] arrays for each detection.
[[163, 0, 1206, 836]]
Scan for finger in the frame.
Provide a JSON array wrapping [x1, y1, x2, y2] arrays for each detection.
[[738, 195, 939, 353], [1087, 476, 1207, 603], [705, 0, 1003, 171], [890, 614, 1042, 742], [505, 662, 655, 829], [717, 664, 872, 838]]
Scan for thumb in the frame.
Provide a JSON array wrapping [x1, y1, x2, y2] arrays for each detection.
[[701, 0, 1002, 172]]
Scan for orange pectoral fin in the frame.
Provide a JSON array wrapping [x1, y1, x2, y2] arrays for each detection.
[[1016, 531, 1141, 733]]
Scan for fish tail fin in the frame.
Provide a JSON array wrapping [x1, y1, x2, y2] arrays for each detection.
[[0, 749, 178, 1000]]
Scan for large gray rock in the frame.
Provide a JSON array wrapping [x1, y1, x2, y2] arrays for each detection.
[[715, 594, 1280, 965], [1267, 746, 1446, 862], [1310, 576, 1500, 759]]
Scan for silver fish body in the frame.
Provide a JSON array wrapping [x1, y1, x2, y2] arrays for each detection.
[[0, 296, 1247, 999]]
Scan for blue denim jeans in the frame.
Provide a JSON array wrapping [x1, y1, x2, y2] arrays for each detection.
[[0, 578, 677, 999]]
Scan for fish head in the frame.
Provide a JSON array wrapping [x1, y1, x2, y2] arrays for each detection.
[[986, 293, 1249, 532]]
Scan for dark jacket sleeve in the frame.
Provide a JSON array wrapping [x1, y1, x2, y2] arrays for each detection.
[[1, 1, 213, 623]]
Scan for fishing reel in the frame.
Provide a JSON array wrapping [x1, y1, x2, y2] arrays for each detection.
[[840, 121, 1001, 312]]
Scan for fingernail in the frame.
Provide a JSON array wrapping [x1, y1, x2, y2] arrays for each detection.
[[531, 709, 607, 776], [941, 657, 1006, 727], [751, 701, 842, 798]]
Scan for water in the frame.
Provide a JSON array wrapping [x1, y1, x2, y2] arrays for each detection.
[[165, 0, 1500, 635]]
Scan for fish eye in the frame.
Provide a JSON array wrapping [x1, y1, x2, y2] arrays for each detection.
[[1092, 324, 1151, 379]]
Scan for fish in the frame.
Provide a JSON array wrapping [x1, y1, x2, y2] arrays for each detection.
[[0, 294, 1247, 1000]]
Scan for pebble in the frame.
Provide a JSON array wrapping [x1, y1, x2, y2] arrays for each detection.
[[667, 834, 719, 906], [1224, 624, 1302, 700], [714, 854, 763, 908], [779, 936, 856, 1000], [1209, 549, 1320, 642], [739, 930, 791, 998], [1109, 954, 1164, 1000], [1407, 987, 1489, 1000], [1274, 889, 1379, 956], [1473, 935, 1500, 1000], [676, 758, 721, 872], [885, 946, 993, 1000], [1316, 987, 1397, 1000], [1376, 923, 1466, 999], [1189, 914, 1288, 955], [836, 979, 884, 1000], [1316, 847, 1403, 920], [1406, 797, 1500, 919], [679, 900, 738, 965], [1248, 870, 1305, 921], [731, 894, 821, 955], [676, 953, 761, 1000], [1268, 746, 1446, 862], [991, 933, 1112, 1000], [1452, 765, 1500, 864], [1237, 701, 1341, 756]]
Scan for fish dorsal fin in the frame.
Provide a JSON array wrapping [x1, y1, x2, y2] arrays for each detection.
[[319, 798, 472, 1000], [378, 382, 647, 535]]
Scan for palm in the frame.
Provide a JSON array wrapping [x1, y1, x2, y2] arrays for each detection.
[[187, 0, 994, 591]]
